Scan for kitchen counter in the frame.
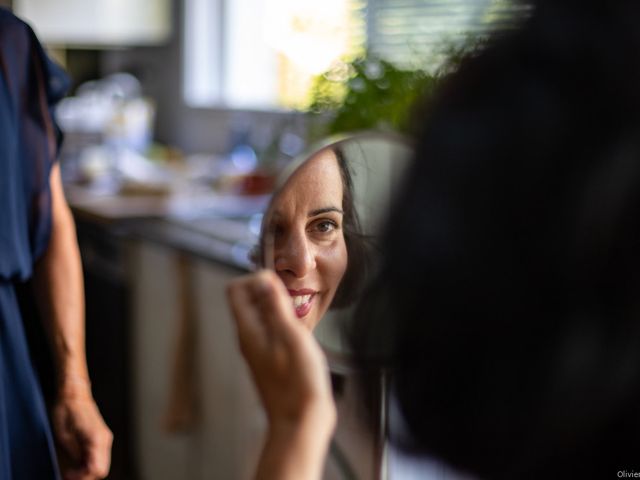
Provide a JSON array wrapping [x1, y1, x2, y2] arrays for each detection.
[[66, 184, 264, 271]]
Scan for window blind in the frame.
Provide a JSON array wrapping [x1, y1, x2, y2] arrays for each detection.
[[364, 0, 532, 70]]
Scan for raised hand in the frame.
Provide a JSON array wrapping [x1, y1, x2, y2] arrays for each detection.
[[227, 270, 336, 480]]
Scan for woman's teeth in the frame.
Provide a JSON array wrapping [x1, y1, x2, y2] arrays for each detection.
[[293, 295, 311, 308]]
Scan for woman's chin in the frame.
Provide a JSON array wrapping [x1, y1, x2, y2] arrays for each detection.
[[299, 311, 318, 331]]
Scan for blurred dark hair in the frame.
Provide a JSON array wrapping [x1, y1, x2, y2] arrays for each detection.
[[351, 1, 640, 478]]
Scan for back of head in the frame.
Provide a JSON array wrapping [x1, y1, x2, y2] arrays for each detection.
[[352, 1, 640, 478]]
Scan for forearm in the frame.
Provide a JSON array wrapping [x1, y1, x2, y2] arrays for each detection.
[[256, 406, 336, 480], [34, 182, 114, 476], [33, 165, 90, 396]]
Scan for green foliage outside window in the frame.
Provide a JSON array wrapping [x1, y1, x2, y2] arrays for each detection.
[[305, 36, 486, 140], [307, 54, 437, 138]]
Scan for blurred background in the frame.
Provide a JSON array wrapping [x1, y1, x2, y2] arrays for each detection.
[[3, 0, 529, 478]]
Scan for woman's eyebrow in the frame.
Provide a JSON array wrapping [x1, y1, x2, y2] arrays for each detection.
[[308, 207, 344, 217]]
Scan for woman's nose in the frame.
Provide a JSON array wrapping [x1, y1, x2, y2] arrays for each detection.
[[274, 230, 316, 278]]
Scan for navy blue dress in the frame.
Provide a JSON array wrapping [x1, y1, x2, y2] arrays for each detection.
[[0, 8, 69, 479]]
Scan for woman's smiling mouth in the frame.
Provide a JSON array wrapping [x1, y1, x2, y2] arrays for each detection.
[[288, 289, 317, 318]]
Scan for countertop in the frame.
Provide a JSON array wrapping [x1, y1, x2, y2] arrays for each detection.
[[66, 184, 263, 271]]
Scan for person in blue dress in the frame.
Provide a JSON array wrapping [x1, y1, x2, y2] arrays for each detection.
[[0, 8, 112, 480]]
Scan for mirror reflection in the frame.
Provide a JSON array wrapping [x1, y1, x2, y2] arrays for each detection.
[[262, 145, 349, 330], [259, 133, 412, 347]]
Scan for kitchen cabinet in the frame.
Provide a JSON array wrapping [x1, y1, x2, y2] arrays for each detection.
[[76, 218, 135, 480], [130, 240, 264, 480]]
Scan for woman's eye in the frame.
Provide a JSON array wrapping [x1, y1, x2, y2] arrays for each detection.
[[309, 219, 338, 234]]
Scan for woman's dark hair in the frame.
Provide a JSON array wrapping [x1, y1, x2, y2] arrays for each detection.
[[331, 144, 370, 309], [351, 1, 640, 478]]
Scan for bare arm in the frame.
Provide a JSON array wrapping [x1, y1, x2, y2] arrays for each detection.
[[227, 270, 336, 480], [33, 163, 88, 390], [257, 415, 334, 480], [33, 163, 112, 480]]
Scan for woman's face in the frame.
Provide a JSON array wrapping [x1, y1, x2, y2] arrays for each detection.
[[265, 149, 348, 330]]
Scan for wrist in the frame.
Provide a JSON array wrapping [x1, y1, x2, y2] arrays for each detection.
[[57, 374, 92, 400], [270, 400, 337, 448]]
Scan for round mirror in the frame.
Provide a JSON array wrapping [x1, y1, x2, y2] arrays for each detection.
[[257, 131, 413, 364]]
